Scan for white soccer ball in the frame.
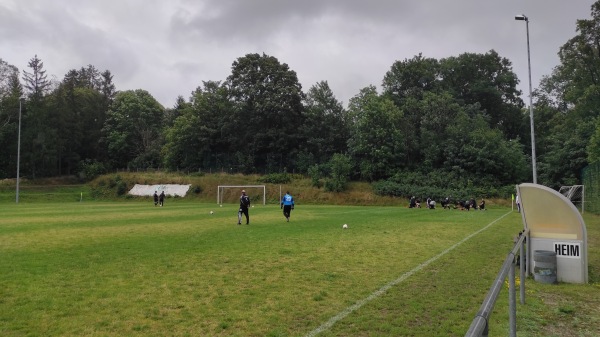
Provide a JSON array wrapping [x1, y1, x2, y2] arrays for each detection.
[[210, 211, 214, 215], [342, 224, 348, 229], [220, 205, 223, 207]]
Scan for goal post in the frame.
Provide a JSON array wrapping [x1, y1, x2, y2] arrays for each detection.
[[558, 185, 585, 214], [217, 185, 266, 205]]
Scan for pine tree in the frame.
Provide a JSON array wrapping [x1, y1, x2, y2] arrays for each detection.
[[22, 55, 51, 100]]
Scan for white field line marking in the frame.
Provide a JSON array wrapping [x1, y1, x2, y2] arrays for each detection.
[[304, 211, 512, 337]]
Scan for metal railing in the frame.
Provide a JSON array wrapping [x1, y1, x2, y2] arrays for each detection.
[[465, 229, 529, 337]]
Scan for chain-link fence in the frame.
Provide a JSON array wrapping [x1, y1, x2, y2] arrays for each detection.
[[582, 162, 600, 214]]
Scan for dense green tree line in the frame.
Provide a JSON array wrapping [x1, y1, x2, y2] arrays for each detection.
[[1, 2, 600, 194]]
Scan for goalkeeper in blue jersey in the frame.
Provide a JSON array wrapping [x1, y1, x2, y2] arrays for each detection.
[[280, 191, 295, 222]]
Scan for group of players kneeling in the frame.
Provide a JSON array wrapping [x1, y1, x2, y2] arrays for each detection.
[[408, 196, 486, 211]]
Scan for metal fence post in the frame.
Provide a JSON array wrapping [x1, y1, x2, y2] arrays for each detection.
[[519, 241, 526, 304], [509, 261, 517, 337]]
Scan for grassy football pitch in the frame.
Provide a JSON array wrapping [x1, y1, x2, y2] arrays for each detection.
[[0, 201, 594, 336]]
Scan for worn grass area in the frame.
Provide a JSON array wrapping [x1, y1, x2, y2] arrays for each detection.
[[1, 199, 598, 337]]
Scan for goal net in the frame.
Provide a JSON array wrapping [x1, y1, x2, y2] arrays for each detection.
[[217, 185, 266, 205], [558, 185, 584, 214]]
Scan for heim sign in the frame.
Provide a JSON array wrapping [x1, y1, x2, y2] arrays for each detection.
[[517, 183, 588, 284], [554, 242, 580, 258]]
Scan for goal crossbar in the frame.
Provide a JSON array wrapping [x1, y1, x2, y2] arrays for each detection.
[[217, 185, 266, 205]]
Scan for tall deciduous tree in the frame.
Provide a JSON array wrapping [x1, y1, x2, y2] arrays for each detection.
[[299, 81, 348, 172], [439, 50, 525, 140], [163, 81, 233, 171], [541, 1, 600, 117], [540, 115, 594, 188], [416, 92, 464, 170], [536, 1, 600, 186], [226, 53, 305, 173], [347, 86, 404, 181], [383, 50, 528, 180], [162, 97, 198, 171], [382, 54, 440, 168], [103, 89, 165, 169], [382, 54, 440, 103], [0, 59, 23, 178], [0, 59, 22, 127], [444, 110, 528, 186]]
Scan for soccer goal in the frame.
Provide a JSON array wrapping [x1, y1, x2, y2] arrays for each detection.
[[558, 185, 585, 214], [217, 185, 266, 205]]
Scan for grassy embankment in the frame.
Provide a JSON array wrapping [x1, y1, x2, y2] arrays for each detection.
[[0, 171, 514, 207]]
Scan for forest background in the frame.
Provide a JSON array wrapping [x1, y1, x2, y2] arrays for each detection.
[[3, 3, 600, 201]]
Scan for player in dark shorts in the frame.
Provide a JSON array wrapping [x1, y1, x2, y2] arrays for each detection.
[[238, 190, 251, 225], [280, 191, 295, 222]]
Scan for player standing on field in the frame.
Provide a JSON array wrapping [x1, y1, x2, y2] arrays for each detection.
[[280, 191, 295, 222], [159, 191, 165, 207], [238, 190, 251, 225]]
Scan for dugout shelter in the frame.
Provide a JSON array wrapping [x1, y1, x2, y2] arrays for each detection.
[[517, 183, 588, 283]]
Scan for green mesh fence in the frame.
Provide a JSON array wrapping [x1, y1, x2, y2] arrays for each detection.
[[582, 162, 600, 214]]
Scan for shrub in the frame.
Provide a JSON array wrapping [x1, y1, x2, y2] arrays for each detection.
[[324, 179, 344, 192], [308, 164, 323, 188], [325, 154, 352, 192], [372, 180, 405, 197], [373, 174, 516, 201], [78, 159, 108, 182], [116, 180, 128, 196], [108, 178, 117, 188], [258, 173, 292, 184]]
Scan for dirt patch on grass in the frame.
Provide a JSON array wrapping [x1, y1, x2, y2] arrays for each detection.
[[528, 285, 600, 337]]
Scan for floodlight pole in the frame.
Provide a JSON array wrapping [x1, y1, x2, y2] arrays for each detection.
[[515, 14, 537, 184], [16, 96, 24, 203]]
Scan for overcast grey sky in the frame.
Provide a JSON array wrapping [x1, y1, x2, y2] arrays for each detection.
[[1, 0, 595, 108]]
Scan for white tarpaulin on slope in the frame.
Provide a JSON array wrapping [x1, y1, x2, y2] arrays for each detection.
[[128, 184, 192, 197]]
